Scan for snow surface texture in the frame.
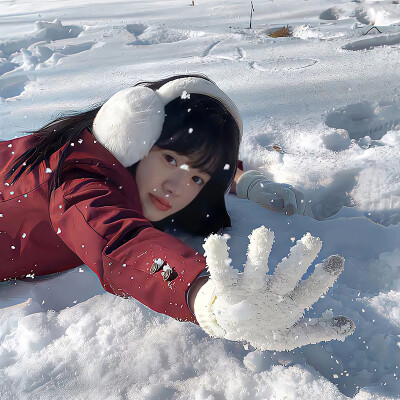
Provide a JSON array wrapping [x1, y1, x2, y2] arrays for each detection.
[[0, 0, 400, 398]]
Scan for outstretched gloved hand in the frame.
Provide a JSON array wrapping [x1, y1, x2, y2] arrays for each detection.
[[236, 170, 309, 216], [236, 169, 343, 220], [193, 226, 355, 351]]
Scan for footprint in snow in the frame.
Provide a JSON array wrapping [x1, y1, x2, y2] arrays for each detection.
[[203, 40, 246, 61], [250, 58, 318, 72], [126, 23, 148, 37], [0, 59, 18, 77], [3, 41, 96, 72], [202, 40, 221, 57], [0, 74, 30, 99]]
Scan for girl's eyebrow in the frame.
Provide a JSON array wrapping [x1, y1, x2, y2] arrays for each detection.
[[175, 153, 210, 176], [186, 162, 211, 177]]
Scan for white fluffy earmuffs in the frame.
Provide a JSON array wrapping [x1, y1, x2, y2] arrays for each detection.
[[92, 76, 243, 167]]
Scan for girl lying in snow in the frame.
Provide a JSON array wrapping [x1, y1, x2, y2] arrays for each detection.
[[0, 74, 355, 350]]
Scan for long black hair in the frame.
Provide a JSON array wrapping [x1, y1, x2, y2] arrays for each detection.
[[6, 74, 240, 236]]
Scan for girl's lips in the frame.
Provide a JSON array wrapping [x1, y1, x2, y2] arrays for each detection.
[[149, 193, 171, 211]]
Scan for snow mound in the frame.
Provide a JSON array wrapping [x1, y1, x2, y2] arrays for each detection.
[[360, 2, 400, 26], [320, 5, 355, 21], [0, 20, 82, 57], [343, 32, 400, 50], [325, 100, 400, 141], [33, 20, 82, 42], [128, 25, 205, 45], [0, 20, 87, 73], [292, 25, 320, 40]]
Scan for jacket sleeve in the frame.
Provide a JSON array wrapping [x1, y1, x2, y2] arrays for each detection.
[[48, 162, 206, 323]]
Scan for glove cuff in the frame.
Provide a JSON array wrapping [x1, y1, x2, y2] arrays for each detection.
[[236, 170, 269, 199], [193, 280, 226, 338]]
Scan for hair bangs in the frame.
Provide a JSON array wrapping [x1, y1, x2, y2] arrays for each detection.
[[157, 131, 223, 176], [156, 94, 238, 180]]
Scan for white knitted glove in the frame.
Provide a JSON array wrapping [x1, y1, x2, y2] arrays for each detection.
[[235, 170, 344, 220], [194, 226, 355, 351], [236, 170, 312, 216]]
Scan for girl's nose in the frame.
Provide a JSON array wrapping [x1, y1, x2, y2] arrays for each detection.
[[162, 172, 185, 197]]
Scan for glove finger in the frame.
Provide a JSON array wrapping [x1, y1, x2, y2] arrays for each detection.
[[282, 189, 298, 215], [290, 187, 306, 215], [242, 226, 274, 289], [242, 315, 355, 352], [257, 185, 294, 213], [302, 202, 315, 218], [254, 191, 284, 211], [289, 255, 344, 310], [284, 316, 356, 350], [252, 183, 299, 214], [269, 233, 322, 295], [203, 233, 238, 293]]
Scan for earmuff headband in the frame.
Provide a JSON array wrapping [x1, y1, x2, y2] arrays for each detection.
[[92, 76, 242, 167], [155, 77, 243, 137]]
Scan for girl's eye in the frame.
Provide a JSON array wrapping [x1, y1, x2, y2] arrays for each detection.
[[192, 176, 204, 186], [165, 154, 177, 166]]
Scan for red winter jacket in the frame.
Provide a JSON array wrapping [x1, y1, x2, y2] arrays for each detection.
[[0, 128, 206, 323]]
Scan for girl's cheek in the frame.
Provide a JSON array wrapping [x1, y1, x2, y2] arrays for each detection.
[[157, 155, 166, 169]]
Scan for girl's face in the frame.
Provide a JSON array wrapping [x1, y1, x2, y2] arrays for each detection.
[[135, 146, 211, 222]]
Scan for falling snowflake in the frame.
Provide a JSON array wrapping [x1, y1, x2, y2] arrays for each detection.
[[181, 90, 190, 99]]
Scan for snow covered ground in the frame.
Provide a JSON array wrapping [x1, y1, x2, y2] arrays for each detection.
[[1, 0, 400, 398]]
